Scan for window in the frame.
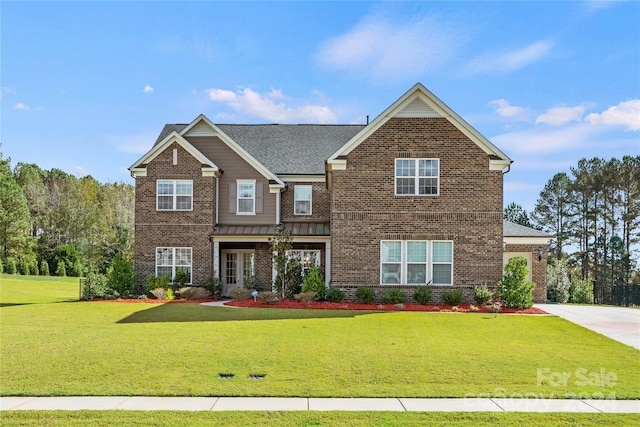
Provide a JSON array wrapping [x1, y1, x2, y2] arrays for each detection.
[[395, 159, 439, 196], [380, 240, 452, 285], [286, 250, 321, 275], [156, 247, 192, 283], [157, 180, 192, 210], [294, 185, 312, 215], [237, 181, 255, 214]]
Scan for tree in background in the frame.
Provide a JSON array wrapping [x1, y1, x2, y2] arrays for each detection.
[[503, 202, 535, 228], [0, 153, 32, 263], [532, 172, 574, 260]]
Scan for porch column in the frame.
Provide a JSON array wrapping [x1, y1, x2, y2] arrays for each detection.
[[325, 241, 331, 285], [212, 239, 220, 279]]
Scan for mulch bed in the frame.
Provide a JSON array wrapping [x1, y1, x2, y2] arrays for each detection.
[[87, 298, 547, 314], [225, 299, 548, 314]]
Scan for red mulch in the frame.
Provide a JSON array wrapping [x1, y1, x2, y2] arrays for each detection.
[[87, 298, 547, 314], [225, 299, 548, 314]]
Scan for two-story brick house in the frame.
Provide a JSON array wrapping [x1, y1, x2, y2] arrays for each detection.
[[129, 83, 548, 302]]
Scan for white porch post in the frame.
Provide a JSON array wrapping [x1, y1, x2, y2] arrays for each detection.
[[325, 241, 331, 285], [212, 239, 220, 279]]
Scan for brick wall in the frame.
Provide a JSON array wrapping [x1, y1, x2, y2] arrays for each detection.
[[134, 143, 215, 285], [280, 182, 331, 222], [329, 117, 505, 303]]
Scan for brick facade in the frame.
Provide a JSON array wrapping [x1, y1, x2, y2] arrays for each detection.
[[280, 182, 331, 223]]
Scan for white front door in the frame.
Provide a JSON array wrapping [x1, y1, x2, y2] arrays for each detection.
[[222, 250, 255, 296]]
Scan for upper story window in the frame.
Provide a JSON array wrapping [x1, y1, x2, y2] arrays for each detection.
[[157, 180, 192, 211], [395, 158, 439, 196], [237, 180, 255, 215], [294, 185, 312, 215]]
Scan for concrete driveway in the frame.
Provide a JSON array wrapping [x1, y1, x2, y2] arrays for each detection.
[[535, 304, 640, 350]]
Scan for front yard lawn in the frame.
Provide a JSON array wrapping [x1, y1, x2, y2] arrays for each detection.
[[1, 275, 639, 398]]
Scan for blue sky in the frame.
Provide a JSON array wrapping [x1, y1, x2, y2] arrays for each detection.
[[2, 1, 639, 212]]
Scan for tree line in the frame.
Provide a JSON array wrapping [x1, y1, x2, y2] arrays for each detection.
[[0, 151, 134, 277], [506, 156, 640, 286]]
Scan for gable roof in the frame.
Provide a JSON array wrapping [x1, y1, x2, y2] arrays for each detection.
[[327, 82, 512, 171], [128, 131, 219, 178]]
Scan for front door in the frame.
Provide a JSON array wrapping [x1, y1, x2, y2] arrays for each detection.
[[222, 250, 255, 296]]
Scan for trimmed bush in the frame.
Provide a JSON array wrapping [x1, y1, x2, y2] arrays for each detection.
[[6, 258, 17, 274], [441, 288, 463, 306], [40, 260, 49, 276], [355, 286, 375, 304], [146, 275, 170, 293], [29, 261, 39, 275], [229, 288, 252, 301], [326, 287, 346, 303], [177, 286, 212, 300], [108, 257, 137, 298], [82, 273, 109, 300], [294, 291, 317, 304], [382, 289, 406, 304], [258, 291, 279, 304], [413, 286, 432, 305], [202, 276, 223, 300], [171, 268, 190, 291], [473, 284, 494, 306], [55, 261, 66, 277], [0, 259, 3, 274], [497, 256, 535, 309], [301, 266, 326, 300], [166, 288, 175, 301]]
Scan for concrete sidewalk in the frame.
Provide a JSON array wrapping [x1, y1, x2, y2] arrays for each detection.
[[535, 304, 640, 350], [1, 396, 639, 413]]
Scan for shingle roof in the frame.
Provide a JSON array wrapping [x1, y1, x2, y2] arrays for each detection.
[[154, 123, 365, 175], [217, 124, 365, 175], [503, 220, 550, 238]]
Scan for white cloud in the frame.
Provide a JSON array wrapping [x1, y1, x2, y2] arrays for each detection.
[[316, 12, 465, 79], [1, 87, 16, 98], [491, 123, 597, 155], [585, 100, 640, 131], [465, 40, 554, 74], [144, 84, 154, 93], [489, 99, 530, 122], [73, 166, 90, 177], [204, 87, 338, 123], [106, 133, 157, 154], [14, 102, 30, 110], [536, 104, 589, 126]]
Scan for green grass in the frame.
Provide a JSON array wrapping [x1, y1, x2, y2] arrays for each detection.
[[1, 411, 638, 427], [1, 275, 639, 398]]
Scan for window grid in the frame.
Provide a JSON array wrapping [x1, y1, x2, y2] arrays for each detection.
[[294, 185, 312, 215], [395, 159, 439, 196], [155, 247, 192, 283], [157, 180, 193, 211], [237, 182, 255, 214], [286, 250, 321, 275], [380, 240, 452, 285]]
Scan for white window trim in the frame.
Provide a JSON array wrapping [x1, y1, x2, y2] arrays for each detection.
[[155, 247, 192, 284], [286, 249, 321, 275], [394, 158, 440, 197], [236, 179, 256, 215], [380, 240, 453, 286], [294, 185, 313, 216], [156, 179, 193, 211]]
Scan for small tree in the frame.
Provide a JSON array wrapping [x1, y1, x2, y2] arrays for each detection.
[[108, 256, 137, 297], [497, 256, 536, 309], [269, 226, 293, 298], [301, 266, 325, 300], [55, 260, 66, 277], [40, 260, 50, 276], [5, 257, 16, 274], [570, 277, 594, 304], [546, 259, 571, 303]]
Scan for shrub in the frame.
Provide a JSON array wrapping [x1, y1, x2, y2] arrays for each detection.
[[29, 261, 39, 275], [469, 304, 479, 312], [146, 275, 170, 293], [441, 289, 463, 306], [82, 273, 109, 300], [6, 258, 17, 274], [497, 256, 535, 309], [473, 284, 494, 306], [171, 268, 191, 291], [294, 291, 317, 304], [108, 257, 138, 298], [55, 261, 66, 277], [301, 266, 326, 300], [413, 286, 432, 305], [546, 260, 570, 303], [229, 288, 252, 301], [202, 276, 223, 300], [40, 260, 49, 276], [570, 277, 594, 304], [326, 287, 346, 303], [166, 288, 175, 301], [355, 286, 375, 304], [18, 259, 29, 275], [0, 259, 3, 274], [150, 288, 167, 300], [258, 291, 279, 304], [382, 289, 406, 304], [177, 286, 212, 300]]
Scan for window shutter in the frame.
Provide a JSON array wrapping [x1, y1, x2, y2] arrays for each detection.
[[229, 182, 236, 213], [255, 182, 263, 214]]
